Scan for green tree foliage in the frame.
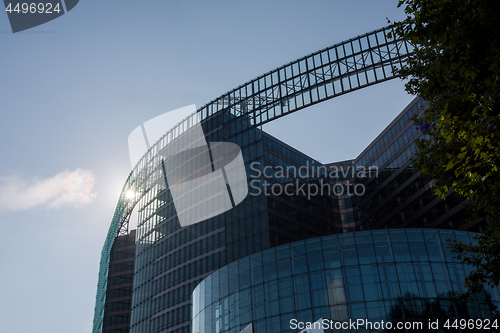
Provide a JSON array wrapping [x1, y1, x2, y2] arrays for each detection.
[[390, 0, 500, 296]]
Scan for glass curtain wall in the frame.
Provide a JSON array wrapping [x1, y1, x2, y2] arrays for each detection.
[[192, 229, 500, 333]]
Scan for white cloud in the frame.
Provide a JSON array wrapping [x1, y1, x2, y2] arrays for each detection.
[[0, 169, 97, 212]]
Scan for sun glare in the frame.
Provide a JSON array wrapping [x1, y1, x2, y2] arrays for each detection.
[[125, 190, 135, 200]]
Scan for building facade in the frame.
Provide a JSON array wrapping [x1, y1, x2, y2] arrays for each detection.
[[103, 230, 136, 333], [93, 26, 494, 333], [192, 229, 499, 333]]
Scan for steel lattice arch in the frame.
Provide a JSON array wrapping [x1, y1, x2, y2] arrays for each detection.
[[92, 25, 414, 333]]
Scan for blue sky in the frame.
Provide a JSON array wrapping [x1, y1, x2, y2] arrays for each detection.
[[0, 1, 414, 332]]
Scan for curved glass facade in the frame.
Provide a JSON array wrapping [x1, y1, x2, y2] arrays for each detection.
[[192, 229, 500, 333]]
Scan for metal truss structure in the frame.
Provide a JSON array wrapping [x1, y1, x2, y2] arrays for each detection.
[[92, 25, 415, 333]]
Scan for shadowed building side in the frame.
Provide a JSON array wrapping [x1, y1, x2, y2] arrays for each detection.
[[103, 230, 136, 333]]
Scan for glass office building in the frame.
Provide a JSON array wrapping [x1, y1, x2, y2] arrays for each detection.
[[102, 230, 136, 333], [350, 98, 472, 232], [129, 111, 340, 333], [100, 96, 492, 333], [93, 26, 493, 333], [192, 229, 500, 333]]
